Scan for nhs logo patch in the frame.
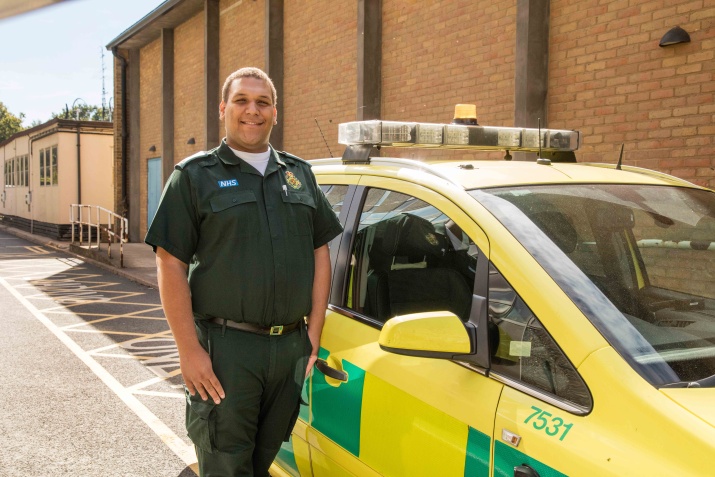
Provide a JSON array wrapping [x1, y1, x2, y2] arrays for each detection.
[[218, 179, 238, 188]]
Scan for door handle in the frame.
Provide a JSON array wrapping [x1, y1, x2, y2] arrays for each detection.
[[316, 358, 348, 382], [514, 464, 540, 477]]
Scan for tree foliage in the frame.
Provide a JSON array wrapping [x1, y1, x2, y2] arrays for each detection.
[[52, 103, 111, 122], [0, 102, 26, 142]]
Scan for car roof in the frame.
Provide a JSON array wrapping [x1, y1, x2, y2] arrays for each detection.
[[310, 158, 701, 191]]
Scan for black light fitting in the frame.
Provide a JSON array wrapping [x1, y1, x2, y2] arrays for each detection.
[[148, 145, 156, 152], [659, 26, 690, 47], [187, 137, 196, 145]]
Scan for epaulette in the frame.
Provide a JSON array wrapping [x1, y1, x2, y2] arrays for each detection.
[[175, 150, 215, 170], [278, 150, 310, 165]]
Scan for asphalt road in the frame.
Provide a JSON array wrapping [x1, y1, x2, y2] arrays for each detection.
[[0, 230, 198, 477]]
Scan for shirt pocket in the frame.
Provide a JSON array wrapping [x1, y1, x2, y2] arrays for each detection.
[[282, 191, 316, 236], [209, 190, 259, 237]]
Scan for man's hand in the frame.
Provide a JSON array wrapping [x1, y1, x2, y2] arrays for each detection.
[[181, 344, 225, 404], [305, 244, 331, 377], [305, 331, 320, 378], [156, 247, 225, 404]]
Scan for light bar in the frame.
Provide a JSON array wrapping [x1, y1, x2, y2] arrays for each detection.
[[338, 120, 580, 152]]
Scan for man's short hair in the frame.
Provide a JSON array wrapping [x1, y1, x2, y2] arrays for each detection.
[[221, 67, 277, 106]]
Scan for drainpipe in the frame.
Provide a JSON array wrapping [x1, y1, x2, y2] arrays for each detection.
[[76, 121, 81, 204], [29, 135, 34, 235], [111, 47, 128, 215]]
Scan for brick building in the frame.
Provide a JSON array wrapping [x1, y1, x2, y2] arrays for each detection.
[[107, 0, 714, 242]]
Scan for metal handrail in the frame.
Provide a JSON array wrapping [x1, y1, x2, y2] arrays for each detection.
[[69, 204, 129, 267]]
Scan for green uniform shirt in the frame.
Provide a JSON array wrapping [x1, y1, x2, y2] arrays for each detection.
[[145, 141, 343, 326]]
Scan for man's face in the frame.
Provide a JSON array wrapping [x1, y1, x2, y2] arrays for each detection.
[[219, 77, 277, 153]]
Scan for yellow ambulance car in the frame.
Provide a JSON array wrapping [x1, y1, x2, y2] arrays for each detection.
[[271, 114, 715, 477]]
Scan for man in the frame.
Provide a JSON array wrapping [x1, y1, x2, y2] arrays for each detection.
[[145, 67, 343, 476]]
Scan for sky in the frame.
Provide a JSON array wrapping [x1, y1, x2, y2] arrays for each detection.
[[0, 0, 166, 126]]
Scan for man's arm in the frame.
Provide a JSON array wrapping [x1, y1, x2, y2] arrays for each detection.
[[306, 243, 331, 375], [156, 247, 225, 404]]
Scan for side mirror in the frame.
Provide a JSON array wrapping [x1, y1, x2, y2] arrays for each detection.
[[378, 311, 475, 359]]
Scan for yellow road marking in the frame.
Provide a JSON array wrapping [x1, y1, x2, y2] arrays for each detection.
[[89, 353, 152, 360], [61, 311, 166, 329], [24, 246, 50, 254], [88, 329, 174, 353], [63, 329, 147, 336]]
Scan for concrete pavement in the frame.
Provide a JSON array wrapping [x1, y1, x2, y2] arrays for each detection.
[[0, 224, 159, 289]]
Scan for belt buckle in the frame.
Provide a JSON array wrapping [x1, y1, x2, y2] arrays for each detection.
[[269, 325, 284, 336]]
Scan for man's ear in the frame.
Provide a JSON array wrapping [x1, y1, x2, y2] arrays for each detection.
[[273, 107, 278, 125], [219, 101, 226, 120]]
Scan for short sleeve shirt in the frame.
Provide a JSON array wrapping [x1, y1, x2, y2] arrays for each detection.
[[145, 141, 343, 326]]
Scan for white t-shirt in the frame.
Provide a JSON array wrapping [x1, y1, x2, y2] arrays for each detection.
[[228, 145, 271, 175]]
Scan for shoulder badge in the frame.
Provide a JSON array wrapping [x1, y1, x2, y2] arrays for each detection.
[[285, 171, 302, 190]]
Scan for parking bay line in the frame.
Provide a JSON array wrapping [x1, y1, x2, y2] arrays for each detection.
[[0, 275, 196, 468]]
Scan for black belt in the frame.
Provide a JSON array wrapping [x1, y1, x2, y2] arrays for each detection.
[[208, 317, 302, 335]]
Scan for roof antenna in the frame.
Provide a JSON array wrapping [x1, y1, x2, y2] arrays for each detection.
[[536, 118, 551, 165], [315, 118, 333, 158], [616, 143, 624, 170]]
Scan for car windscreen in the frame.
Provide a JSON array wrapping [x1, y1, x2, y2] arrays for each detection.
[[471, 184, 715, 388]]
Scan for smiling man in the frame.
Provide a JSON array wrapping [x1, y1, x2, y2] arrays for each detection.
[[145, 67, 343, 477]]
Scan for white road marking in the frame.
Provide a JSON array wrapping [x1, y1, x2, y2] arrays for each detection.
[[0, 275, 197, 467], [127, 373, 182, 392], [133, 390, 184, 399]]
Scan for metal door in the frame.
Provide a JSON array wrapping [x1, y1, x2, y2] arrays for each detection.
[[147, 157, 162, 227]]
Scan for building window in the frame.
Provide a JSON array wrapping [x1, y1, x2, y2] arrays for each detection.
[[18, 154, 28, 187], [39, 149, 45, 186], [3, 155, 29, 187], [4, 160, 11, 187], [40, 146, 58, 186]]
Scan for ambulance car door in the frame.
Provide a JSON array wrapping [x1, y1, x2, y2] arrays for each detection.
[[308, 180, 503, 477]]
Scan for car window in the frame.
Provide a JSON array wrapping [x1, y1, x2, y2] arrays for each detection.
[[345, 187, 478, 324], [475, 184, 715, 388], [319, 184, 349, 216], [488, 263, 592, 409]]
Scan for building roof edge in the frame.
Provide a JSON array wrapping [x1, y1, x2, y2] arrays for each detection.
[[0, 119, 113, 149], [105, 0, 184, 50]]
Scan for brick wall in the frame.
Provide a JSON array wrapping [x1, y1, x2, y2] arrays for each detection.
[[118, 0, 715, 234], [380, 0, 517, 161], [139, 38, 162, 235], [283, 0, 357, 159], [218, 0, 266, 141], [174, 12, 206, 163], [550, 0, 715, 189]]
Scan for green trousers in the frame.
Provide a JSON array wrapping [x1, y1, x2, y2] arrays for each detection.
[[186, 319, 310, 477]]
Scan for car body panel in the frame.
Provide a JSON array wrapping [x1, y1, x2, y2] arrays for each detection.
[[494, 346, 715, 476], [309, 308, 503, 477], [660, 388, 715, 428], [273, 419, 313, 477]]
